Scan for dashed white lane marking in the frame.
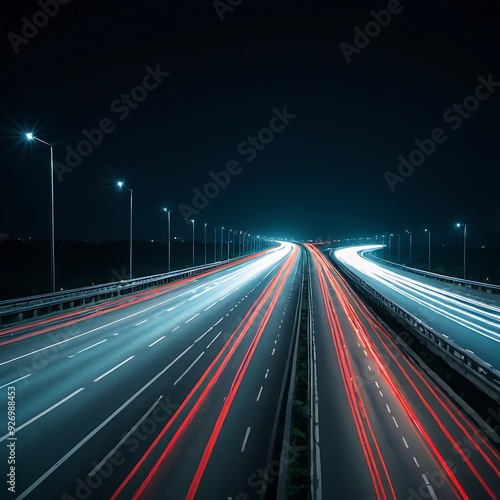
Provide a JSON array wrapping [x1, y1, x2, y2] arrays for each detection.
[[392, 416, 399, 428], [374, 381, 379, 388], [88, 395, 164, 477], [113, 332, 119, 336], [166, 306, 176, 312], [77, 339, 107, 354], [271, 348, 275, 356], [204, 302, 217, 312], [275, 340, 277, 344], [363, 350, 368, 357], [241, 427, 251, 452], [386, 404, 391, 414], [207, 331, 222, 349], [94, 356, 134, 382], [413, 457, 420, 467], [265, 369, 269, 378], [256, 386, 263, 402], [402, 437, 409, 448], [367, 365, 372, 371], [172, 326, 180, 332], [149, 336, 165, 347], [0, 388, 85, 442], [422, 474, 438, 500], [185, 313, 200, 324], [379, 391, 383, 397], [174, 352, 205, 386], [0, 374, 31, 389], [135, 320, 148, 326]]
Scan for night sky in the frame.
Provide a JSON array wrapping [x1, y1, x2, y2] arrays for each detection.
[[1, 0, 499, 245]]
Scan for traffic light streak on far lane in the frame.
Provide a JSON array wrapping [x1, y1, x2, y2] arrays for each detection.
[[307, 244, 498, 500]]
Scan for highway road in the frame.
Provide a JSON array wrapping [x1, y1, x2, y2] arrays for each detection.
[[306, 243, 500, 500], [332, 245, 500, 370], [0, 242, 303, 499]]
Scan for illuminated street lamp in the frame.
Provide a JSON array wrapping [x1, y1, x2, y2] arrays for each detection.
[[388, 233, 394, 260], [214, 226, 217, 262], [239, 231, 242, 256], [405, 229, 412, 265], [227, 229, 231, 260], [191, 219, 195, 267], [220, 226, 224, 260], [117, 181, 133, 279], [26, 133, 56, 292], [397, 234, 401, 264], [424, 228, 431, 271], [456, 223, 467, 279], [162, 208, 171, 273]]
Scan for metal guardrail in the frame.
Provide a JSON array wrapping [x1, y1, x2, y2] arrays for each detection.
[[366, 248, 500, 294], [0, 258, 241, 326], [330, 251, 500, 405]]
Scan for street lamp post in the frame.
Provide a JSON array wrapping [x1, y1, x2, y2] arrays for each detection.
[[227, 229, 231, 260], [239, 231, 242, 256], [456, 223, 467, 279], [232, 231, 235, 258], [397, 234, 401, 264], [204, 223, 207, 265], [214, 227, 217, 262], [388, 233, 394, 260], [405, 229, 412, 265], [191, 219, 195, 268], [162, 208, 171, 273], [118, 181, 133, 280], [26, 133, 56, 292], [220, 227, 224, 261], [425, 228, 431, 272]]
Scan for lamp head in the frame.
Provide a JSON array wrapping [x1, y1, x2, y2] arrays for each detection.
[[26, 133, 34, 140]]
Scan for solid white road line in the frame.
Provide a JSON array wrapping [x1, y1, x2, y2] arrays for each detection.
[[88, 395, 163, 477], [206, 331, 222, 348], [0, 388, 85, 443], [94, 356, 134, 382], [173, 352, 205, 386], [0, 374, 31, 390]]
